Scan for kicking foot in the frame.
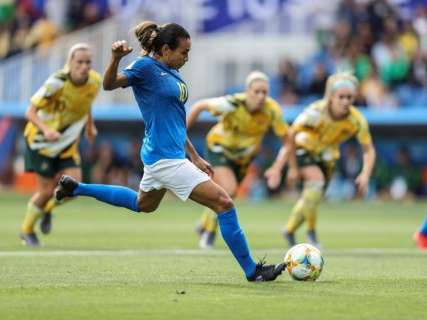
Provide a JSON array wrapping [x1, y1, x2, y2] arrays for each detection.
[[247, 260, 286, 282], [19, 232, 40, 247], [55, 175, 78, 201]]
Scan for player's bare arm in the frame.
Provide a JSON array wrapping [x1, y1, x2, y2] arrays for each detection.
[[186, 100, 210, 128], [355, 143, 376, 195], [103, 40, 133, 90], [26, 104, 60, 141]]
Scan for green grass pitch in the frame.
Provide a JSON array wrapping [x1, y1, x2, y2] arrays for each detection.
[[0, 192, 426, 320]]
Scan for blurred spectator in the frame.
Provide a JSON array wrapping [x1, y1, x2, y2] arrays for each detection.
[[413, 4, 427, 52], [407, 46, 427, 87], [306, 62, 328, 97], [388, 146, 422, 200], [371, 17, 410, 87], [360, 63, 397, 108], [278, 58, 299, 106]]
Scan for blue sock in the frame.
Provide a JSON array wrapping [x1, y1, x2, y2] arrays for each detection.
[[217, 208, 256, 278], [73, 183, 139, 212], [420, 217, 427, 236]]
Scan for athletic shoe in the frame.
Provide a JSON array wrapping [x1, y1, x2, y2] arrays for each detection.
[[55, 175, 78, 201], [414, 231, 427, 250], [247, 260, 286, 282], [40, 212, 52, 235], [283, 230, 296, 247], [19, 232, 40, 247], [199, 230, 216, 249], [306, 230, 322, 249]]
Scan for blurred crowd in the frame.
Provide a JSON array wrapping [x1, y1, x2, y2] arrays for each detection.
[[276, 0, 427, 108], [0, 0, 111, 59]]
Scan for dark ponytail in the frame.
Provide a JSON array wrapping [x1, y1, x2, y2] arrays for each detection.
[[134, 21, 190, 56]]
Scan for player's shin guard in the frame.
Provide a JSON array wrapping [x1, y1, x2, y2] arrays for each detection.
[[43, 197, 60, 213], [21, 202, 44, 233], [286, 198, 306, 234], [300, 181, 324, 231], [217, 208, 256, 278], [74, 183, 140, 212]]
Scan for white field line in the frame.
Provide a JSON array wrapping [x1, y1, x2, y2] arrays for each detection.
[[0, 248, 425, 257]]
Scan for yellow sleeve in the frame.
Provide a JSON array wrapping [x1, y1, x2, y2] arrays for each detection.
[[30, 73, 65, 109], [206, 95, 237, 116], [355, 113, 372, 146], [269, 101, 288, 137], [292, 104, 321, 132]]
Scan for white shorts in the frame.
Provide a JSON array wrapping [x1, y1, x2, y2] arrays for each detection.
[[139, 159, 210, 201]]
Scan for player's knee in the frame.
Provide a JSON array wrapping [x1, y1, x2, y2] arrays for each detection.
[[215, 191, 234, 213], [39, 189, 54, 201], [137, 199, 159, 213]]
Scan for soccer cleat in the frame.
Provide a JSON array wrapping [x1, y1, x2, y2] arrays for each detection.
[[306, 230, 322, 249], [199, 230, 216, 249], [40, 212, 52, 235], [19, 232, 40, 247], [283, 230, 296, 247], [55, 175, 78, 201], [414, 231, 427, 250], [247, 260, 286, 282]]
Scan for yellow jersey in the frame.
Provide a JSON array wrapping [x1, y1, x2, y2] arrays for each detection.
[[24, 69, 101, 158], [293, 100, 372, 161], [206, 93, 288, 164]]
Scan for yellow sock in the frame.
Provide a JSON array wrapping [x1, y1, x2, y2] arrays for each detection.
[[200, 208, 211, 230], [43, 197, 57, 214], [200, 208, 218, 233], [21, 202, 44, 234], [301, 181, 323, 231], [286, 198, 305, 233], [287, 181, 323, 233], [205, 210, 218, 233]]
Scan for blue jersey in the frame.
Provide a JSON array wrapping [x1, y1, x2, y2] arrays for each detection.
[[123, 56, 189, 165]]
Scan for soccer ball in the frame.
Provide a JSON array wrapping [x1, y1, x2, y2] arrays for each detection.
[[284, 243, 324, 281]]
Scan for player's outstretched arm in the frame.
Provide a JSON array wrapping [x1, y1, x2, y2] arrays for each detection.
[[103, 40, 132, 90], [265, 128, 298, 189], [186, 100, 210, 129], [355, 143, 376, 195]]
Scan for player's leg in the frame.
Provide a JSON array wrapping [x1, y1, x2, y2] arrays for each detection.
[[20, 174, 56, 246], [40, 166, 81, 234], [198, 166, 238, 249], [189, 180, 284, 281], [55, 167, 167, 213], [285, 165, 324, 247], [414, 217, 427, 249]]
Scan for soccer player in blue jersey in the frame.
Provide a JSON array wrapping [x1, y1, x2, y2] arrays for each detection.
[[56, 21, 285, 281]]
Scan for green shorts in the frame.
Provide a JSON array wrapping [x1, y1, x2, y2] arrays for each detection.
[[24, 143, 80, 178], [206, 148, 251, 183], [296, 148, 335, 184]]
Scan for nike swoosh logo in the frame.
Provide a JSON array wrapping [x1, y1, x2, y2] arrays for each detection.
[[160, 72, 167, 76]]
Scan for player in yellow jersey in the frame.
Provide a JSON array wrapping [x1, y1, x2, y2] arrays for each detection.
[[266, 72, 376, 248], [187, 71, 296, 248], [19, 43, 101, 246]]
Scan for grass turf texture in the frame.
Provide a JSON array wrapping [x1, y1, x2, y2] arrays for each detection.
[[0, 192, 426, 320]]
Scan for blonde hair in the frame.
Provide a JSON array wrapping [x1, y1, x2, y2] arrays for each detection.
[[245, 71, 269, 88], [64, 43, 91, 72], [324, 72, 359, 101]]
